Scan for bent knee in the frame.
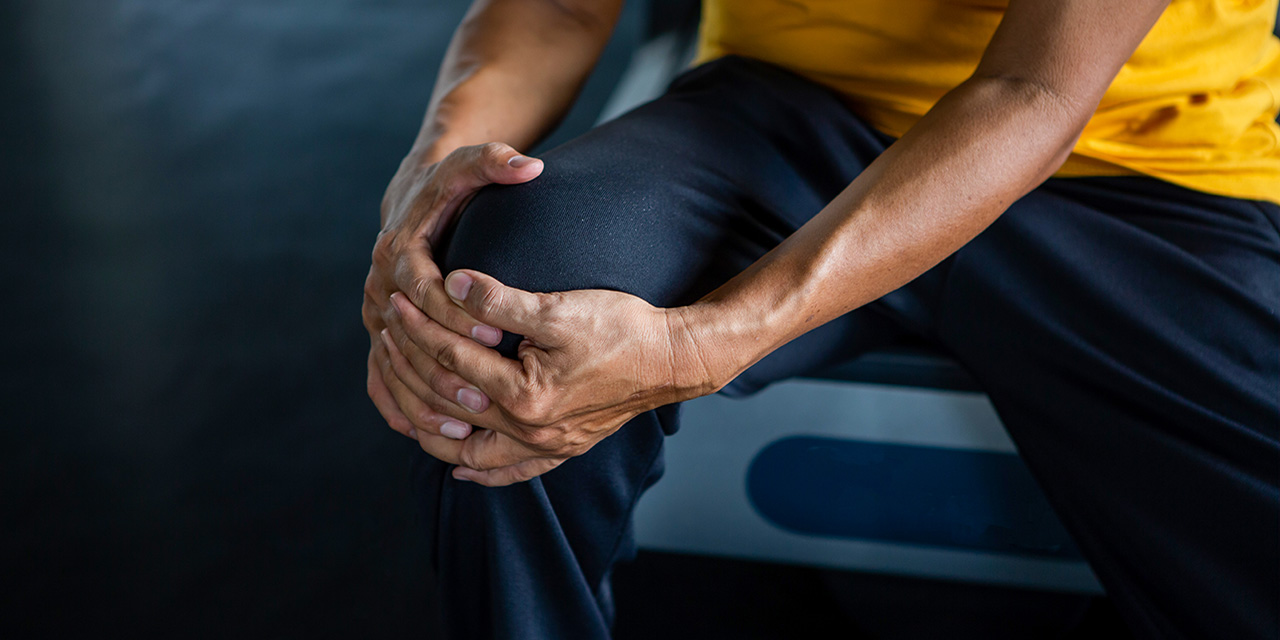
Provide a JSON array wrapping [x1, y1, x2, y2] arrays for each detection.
[[439, 161, 676, 302]]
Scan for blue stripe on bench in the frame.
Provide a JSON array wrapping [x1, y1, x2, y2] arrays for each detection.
[[747, 436, 1082, 559]]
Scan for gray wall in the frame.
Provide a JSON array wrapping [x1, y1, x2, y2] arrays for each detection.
[[1, 1, 639, 635]]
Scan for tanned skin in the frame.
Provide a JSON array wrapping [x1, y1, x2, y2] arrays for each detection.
[[364, 0, 1171, 486]]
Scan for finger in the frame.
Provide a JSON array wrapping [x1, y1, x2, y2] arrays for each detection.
[[381, 328, 486, 436], [454, 429, 535, 472], [383, 313, 493, 417], [389, 292, 525, 403], [379, 341, 442, 435], [362, 285, 387, 334], [453, 457, 564, 487], [441, 142, 544, 191], [423, 145, 544, 248], [393, 252, 502, 347], [381, 366, 472, 467], [443, 269, 551, 340], [368, 348, 417, 439], [379, 330, 477, 440], [417, 431, 466, 467]]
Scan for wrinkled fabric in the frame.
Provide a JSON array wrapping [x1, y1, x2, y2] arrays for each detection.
[[414, 57, 1280, 640]]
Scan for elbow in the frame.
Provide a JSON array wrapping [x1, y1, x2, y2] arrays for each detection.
[[964, 74, 1092, 185]]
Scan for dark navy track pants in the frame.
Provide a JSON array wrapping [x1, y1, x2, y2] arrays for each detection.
[[414, 56, 1280, 640]]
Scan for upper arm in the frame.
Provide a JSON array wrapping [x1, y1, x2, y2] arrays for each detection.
[[975, 0, 1170, 111]]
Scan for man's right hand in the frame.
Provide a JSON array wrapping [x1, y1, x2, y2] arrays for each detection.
[[363, 142, 543, 447]]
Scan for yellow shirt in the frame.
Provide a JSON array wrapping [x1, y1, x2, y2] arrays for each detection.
[[697, 0, 1280, 203]]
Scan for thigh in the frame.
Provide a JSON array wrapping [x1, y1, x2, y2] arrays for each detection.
[[931, 177, 1280, 639]]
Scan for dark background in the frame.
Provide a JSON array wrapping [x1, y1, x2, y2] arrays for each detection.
[[3, 1, 1190, 637], [2, 0, 641, 635]]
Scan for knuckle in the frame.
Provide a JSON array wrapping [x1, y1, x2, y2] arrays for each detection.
[[371, 233, 396, 266], [434, 341, 461, 371], [407, 275, 434, 308], [523, 426, 556, 448], [361, 300, 382, 331], [509, 386, 548, 423], [479, 142, 507, 164], [490, 384, 519, 411], [526, 395, 555, 425], [537, 292, 561, 316], [415, 410, 437, 429], [537, 294, 571, 332], [509, 395, 536, 424], [425, 366, 453, 396], [474, 284, 504, 319], [362, 272, 380, 299], [373, 350, 391, 375], [522, 426, 571, 457], [442, 305, 473, 335], [457, 446, 484, 471], [421, 392, 452, 417], [362, 314, 381, 336]]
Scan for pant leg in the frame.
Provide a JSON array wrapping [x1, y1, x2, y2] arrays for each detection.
[[918, 177, 1280, 639], [413, 56, 906, 639]]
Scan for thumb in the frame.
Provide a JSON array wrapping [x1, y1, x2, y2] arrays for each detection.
[[452, 142, 544, 188], [426, 143, 543, 247], [444, 269, 545, 336]]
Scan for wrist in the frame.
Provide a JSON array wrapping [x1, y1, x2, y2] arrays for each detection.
[[663, 301, 770, 401]]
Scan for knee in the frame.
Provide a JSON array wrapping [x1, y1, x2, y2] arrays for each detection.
[[438, 160, 671, 303]]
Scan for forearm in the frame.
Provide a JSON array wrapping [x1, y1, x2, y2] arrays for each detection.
[[672, 76, 1093, 393], [411, 0, 621, 165]]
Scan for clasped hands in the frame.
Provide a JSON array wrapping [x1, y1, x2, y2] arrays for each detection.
[[364, 143, 715, 486]]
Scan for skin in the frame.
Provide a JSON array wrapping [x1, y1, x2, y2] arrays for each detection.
[[364, 0, 1172, 486], [364, 0, 619, 455]]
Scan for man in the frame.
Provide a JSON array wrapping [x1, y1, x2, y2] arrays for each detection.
[[362, 0, 1280, 637]]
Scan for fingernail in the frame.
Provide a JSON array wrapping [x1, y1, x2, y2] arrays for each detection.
[[388, 293, 404, 315], [456, 387, 487, 413], [440, 421, 470, 440], [408, 428, 419, 440], [379, 328, 393, 349], [453, 470, 473, 482], [445, 272, 473, 302], [507, 155, 538, 168], [472, 325, 501, 346]]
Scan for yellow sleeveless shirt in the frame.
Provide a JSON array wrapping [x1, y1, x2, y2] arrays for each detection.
[[696, 0, 1280, 203]]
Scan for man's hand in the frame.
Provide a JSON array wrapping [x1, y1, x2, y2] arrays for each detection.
[[379, 269, 718, 486], [363, 143, 543, 448]]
